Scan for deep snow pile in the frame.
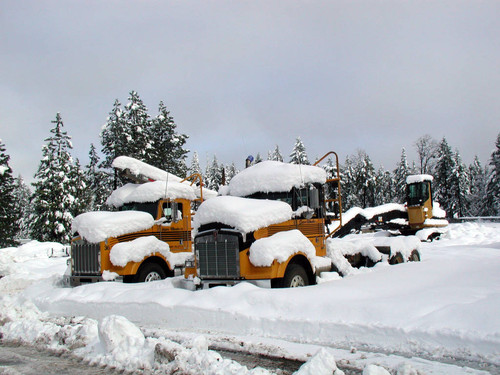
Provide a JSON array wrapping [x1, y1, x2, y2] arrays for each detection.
[[106, 181, 196, 208], [223, 160, 326, 197], [1, 223, 499, 374], [72, 211, 155, 243], [110, 236, 190, 268], [193, 195, 293, 234]]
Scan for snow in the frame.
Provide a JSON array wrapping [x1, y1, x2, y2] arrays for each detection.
[[193, 196, 293, 235], [110, 236, 190, 268], [72, 211, 155, 243], [224, 160, 327, 197], [342, 203, 406, 224], [432, 201, 447, 218], [406, 174, 434, 184], [112, 156, 183, 183], [249, 229, 316, 267], [1, 222, 500, 374], [0, 165, 8, 175], [106, 181, 196, 208]]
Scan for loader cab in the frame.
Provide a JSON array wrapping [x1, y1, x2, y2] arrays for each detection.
[[406, 175, 434, 229]]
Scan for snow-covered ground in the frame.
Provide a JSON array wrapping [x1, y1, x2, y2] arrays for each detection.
[[1, 222, 499, 374]]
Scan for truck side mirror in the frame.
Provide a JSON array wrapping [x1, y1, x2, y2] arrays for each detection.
[[309, 188, 320, 209]]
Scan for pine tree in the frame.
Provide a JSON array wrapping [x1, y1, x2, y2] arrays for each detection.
[[393, 148, 410, 203], [375, 167, 395, 206], [123, 90, 151, 161], [450, 151, 468, 218], [225, 163, 239, 183], [100, 99, 128, 169], [146, 101, 189, 176], [289, 137, 310, 165], [0, 140, 20, 246], [85, 143, 111, 210], [189, 152, 202, 177], [31, 113, 83, 243], [268, 145, 284, 162], [433, 138, 456, 217], [340, 156, 358, 210], [486, 133, 500, 215], [467, 156, 489, 216], [13, 175, 32, 241], [204, 155, 222, 191], [254, 153, 263, 164]]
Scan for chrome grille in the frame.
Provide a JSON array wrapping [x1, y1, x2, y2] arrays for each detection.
[[71, 241, 100, 276], [195, 232, 240, 279]]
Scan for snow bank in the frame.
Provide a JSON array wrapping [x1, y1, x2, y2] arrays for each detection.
[[112, 156, 183, 183], [225, 160, 327, 197], [327, 238, 382, 276], [72, 211, 155, 243], [109, 236, 190, 268], [406, 174, 433, 184], [193, 196, 293, 234], [249, 230, 316, 267], [106, 181, 196, 207], [295, 348, 344, 375]]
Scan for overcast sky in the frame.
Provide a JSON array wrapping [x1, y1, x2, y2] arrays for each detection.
[[1, 1, 499, 184]]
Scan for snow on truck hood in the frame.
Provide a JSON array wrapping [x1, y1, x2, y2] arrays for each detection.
[[193, 196, 293, 234], [72, 211, 155, 243], [106, 181, 196, 207], [224, 160, 327, 197]]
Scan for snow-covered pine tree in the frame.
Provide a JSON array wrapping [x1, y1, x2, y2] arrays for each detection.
[[393, 148, 410, 203], [269, 145, 284, 162], [356, 151, 377, 208], [13, 175, 32, 241], [100, 99, 129, 189], [204, 155, 222, 191], [414, 134, 438, 174], [100, 99, 128, 169], [450, 151, 469, 218], [0, 140, 20, 246], [375, 167, 395, 206], [340, 156, 358, 210], [433, 138, 456, 217], [85, 143, 111, 211], [467, 156, 490, 217], [486, 133, 500, 215], [31, 113, 82, 243], [289, 137, 310, 165], [146, 101, 189, 177], [254, 153, 263, 164], [123, 91, 151, 161], [189, 152, 202, 177], [224, 163, 239, 184]]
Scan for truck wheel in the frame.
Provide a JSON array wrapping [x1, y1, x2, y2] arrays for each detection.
[[389, 252, 404, 265], [282, 264, 309, 288], [409, 249, 420, 262], [137, 263, 167, 283]]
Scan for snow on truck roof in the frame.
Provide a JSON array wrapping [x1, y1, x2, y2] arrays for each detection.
[[106, 181, 196, 208], [193, 195, 293, 234], [225, 160, 327, 197], [112, 156, 183, 183], [406, 174, 433, 184]]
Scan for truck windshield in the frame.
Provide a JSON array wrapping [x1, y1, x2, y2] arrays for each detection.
[[120, 202, 157, 218], [406, 182, 429, 207]]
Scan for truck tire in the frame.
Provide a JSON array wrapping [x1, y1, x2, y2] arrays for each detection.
[[136, 263, 167, 283], [389, 252, 404, 265], [280, 264, 309, 288], [409, 249, 420, 262]]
